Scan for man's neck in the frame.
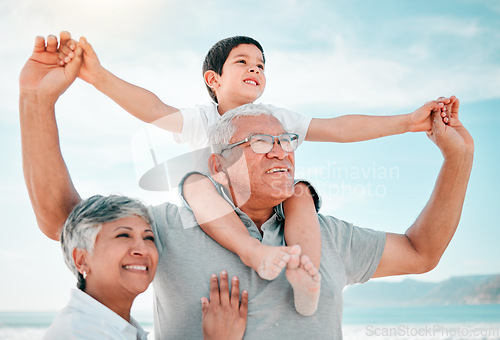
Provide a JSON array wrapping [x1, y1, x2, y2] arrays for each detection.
[[238, 203, 275, 232], [223, 185, 280, 232]]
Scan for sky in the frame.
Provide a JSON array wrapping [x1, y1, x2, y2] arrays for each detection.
[[0, 0, 499, 313]]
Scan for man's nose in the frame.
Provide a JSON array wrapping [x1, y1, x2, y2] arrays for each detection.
[[266, 139, 288, 160]]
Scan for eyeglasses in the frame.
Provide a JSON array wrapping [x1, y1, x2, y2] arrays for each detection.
[[221, 133, 299, 154]]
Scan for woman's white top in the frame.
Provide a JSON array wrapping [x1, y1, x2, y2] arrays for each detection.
[[44, 288, 149, 340]]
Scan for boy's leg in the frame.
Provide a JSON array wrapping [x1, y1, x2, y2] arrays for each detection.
[[183, 173, 299, 280], [283, 181, 322, 316], [286, 253, 321, 316], [283, 181, 321, 269]]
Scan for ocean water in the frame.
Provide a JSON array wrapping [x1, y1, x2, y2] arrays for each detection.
[[1, 305, 499, 339], [342, 305, 500, 339], [0, 311, 154, 340]]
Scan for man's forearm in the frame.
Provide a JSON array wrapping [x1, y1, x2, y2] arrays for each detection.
[[405, 150, 473, 270], [20, 93, 81, 240]]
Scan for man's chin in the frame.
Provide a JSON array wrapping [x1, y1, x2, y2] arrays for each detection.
[[268, 182, 295, 201], [269, 192, 294, 203]]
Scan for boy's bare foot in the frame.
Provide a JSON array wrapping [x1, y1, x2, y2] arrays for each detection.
[[249, 244, 301, 280], [285, 253, 321, 316]]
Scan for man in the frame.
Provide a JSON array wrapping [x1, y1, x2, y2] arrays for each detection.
[[20, 33, 474, 339]]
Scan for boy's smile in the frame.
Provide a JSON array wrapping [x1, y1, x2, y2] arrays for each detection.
[[213, 44, 267, 113]]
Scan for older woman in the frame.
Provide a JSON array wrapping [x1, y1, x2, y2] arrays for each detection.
[[44, 195, 247, 339]]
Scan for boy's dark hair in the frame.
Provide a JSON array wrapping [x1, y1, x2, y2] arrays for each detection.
[[202, 36, 265, 103]]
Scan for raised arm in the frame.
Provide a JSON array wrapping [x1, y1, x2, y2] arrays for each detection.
[[19, 33, 83, 240], [305, 99, 447, 143], [70, 36, 183, 132], [373, 98, 474, 277]]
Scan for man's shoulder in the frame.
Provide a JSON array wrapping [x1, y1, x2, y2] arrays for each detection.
[[317, 212, 377, 235], [317, 213, 351, 232], [148, 201, 199, 230], [317, 213, 359, 246], [317, 212, 385, 251], [148, 201, 183, 221], [147, 201, 199, 254]]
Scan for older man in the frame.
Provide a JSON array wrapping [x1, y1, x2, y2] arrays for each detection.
[[20, 34, 474, 339]]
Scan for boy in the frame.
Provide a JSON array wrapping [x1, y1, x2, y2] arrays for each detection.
[[59, 32, 448, 316]]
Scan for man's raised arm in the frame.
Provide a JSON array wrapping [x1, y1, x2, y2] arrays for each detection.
[[20, 32, 83, 240], [374, 97, 474, 277]]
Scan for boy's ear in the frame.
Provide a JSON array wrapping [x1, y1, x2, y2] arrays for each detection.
[[204, 70, 220, 90], [208, 154, 228, 186]]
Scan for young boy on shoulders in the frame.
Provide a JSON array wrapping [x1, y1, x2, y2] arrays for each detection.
[[59, 32, 449, 317]]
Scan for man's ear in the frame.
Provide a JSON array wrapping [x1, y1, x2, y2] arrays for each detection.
[[73, 248, 89, 275], [208, 154, 228, 186], [204, 70, 220, 90]]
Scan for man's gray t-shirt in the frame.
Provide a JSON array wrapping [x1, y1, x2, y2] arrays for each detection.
[[148, 199, 385, 339]]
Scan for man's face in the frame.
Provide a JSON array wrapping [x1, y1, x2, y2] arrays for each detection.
[[220, 115, 295, 208], [216, 44, 266, 106]]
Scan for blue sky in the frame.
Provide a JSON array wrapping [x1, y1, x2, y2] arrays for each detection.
[[0, 0, 499, 312]]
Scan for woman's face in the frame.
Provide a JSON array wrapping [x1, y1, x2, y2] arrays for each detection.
[[82, 215, 158, 300]]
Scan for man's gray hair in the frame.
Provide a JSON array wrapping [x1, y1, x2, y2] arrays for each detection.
[[60, 194, 152, 290], [209, 103, 275, 154]]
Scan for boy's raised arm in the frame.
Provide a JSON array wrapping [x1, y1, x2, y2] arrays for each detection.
[[69, 37, 183, 133], [20, 33, 83, 240], [305, 100, 446, 143]]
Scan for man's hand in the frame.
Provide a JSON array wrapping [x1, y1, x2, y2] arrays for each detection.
[[201, 271, 248, 340], [19, 32, 82, 105], [426, 96, 474, 158]]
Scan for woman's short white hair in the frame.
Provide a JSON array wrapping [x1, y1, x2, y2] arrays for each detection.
[[208, 103, 275, 154], [60, 194, 152, 290]]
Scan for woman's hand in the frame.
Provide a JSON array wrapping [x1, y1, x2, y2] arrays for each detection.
[[201, 271, 248, 340]]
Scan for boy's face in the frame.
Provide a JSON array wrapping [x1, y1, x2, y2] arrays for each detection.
[[213, 44, 266, 106]]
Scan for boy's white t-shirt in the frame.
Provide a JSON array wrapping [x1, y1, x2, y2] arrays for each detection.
[[174, 102, 311, 150], [159, 102, 311, 188]]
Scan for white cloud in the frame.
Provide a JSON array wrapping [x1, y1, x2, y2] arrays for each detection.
[[1, 0, 170, 43], [411, 16, 482, 38], [263, 40, 500, 113]]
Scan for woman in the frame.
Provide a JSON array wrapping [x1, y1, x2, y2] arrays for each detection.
[[44, 194, 247, 339]]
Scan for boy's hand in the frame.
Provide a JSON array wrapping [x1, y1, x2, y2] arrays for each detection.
[[57, 34, 104, 86], [408, 98, 449, 132], [58, 31, 77, 66], [76, 37, 105, 85], [201, 272, 248, 340], [440, 95, 458, 126]]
